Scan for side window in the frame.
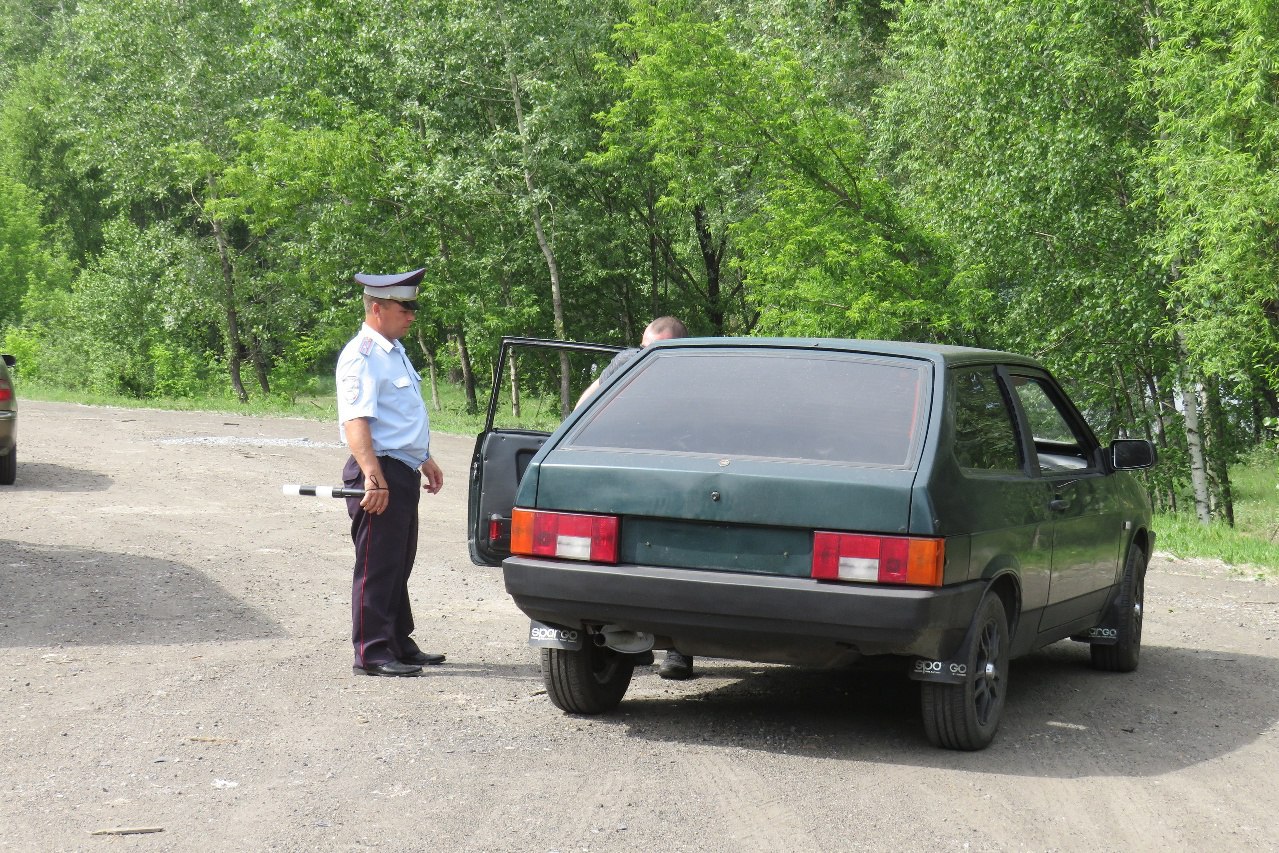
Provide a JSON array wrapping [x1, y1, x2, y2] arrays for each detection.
[[951, 367, 1022, 473], [1007, 376, 1094, 473]]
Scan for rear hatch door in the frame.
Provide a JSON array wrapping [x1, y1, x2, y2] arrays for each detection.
[[532, 344, 932, 578]]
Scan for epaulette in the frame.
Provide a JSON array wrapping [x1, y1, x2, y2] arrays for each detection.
[[358, 337, 374, 356]]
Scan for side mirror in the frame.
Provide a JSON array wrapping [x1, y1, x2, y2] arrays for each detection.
[[1110, 438, 1156, 470]]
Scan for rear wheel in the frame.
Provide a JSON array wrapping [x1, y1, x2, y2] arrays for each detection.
[[541, 644, 634, 714], [921, 594, 1010, 750], [1090, 543, 1145, 673], [0, 444, 14, 485]]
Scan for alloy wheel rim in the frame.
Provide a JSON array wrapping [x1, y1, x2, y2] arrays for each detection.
[[972, 619, 1004, 726]]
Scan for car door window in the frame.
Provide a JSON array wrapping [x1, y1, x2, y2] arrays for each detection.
[[951, 367, 1023, 474], [486, 344, 623, 432], [469, 338, 622, 567], [1007, 376, 1095, 473]]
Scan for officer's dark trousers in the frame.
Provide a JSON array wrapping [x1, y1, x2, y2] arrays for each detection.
[[343, 456, 421, 667]]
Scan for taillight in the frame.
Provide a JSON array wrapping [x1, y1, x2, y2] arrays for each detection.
[[511, 508, 619, 564], [0, 381, 10, 402], [811, 531, 944, 587]]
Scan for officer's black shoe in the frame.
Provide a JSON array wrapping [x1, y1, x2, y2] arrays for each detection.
[[354, 661, 423, 677], [658, 651, 694, 680], [400, 650, 446, 666]]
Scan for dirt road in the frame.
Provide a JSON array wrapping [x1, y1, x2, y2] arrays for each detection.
[[2, 400, 1277, 852]]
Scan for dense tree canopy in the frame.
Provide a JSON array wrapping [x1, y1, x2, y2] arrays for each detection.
[[1, 0, 1275, 520]]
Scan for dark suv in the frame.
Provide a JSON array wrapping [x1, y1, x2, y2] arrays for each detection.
[[469, 337, 1156, 749], [0, 354, 15, 485]]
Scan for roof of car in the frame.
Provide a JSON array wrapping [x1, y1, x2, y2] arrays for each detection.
[[644, 337, 1046, 370]]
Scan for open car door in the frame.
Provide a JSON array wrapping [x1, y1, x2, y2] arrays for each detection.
[[468, 337, 623, 566]]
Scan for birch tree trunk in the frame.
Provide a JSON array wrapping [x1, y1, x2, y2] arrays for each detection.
[[692, 204, 725, 334], [249, 335, 270, 395], [509, 352, 521, 419], [414, 328, 440, 411], [1141, 364, 1175, 512], [507, 68, 571, 416], [208, 214, 248, 403], [1204, 379, 1235, 526], [454, 326, 478, 414], [1181, 369, 1212, 524]]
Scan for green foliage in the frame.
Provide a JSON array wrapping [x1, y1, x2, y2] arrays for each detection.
[[1138, 0, 1279, 391], [877, 0, 1161, 350], [61, 0, 262, 202], [595, 1, 961, 338], [0, 175, 74, 329], [270, 334, 333, 403], [1155, 515, 1279, 577], [148, 342, 205, 399], [1156, 447, 1279, 575], [18, 218, 217, 397], [1, 325, 37, 374]]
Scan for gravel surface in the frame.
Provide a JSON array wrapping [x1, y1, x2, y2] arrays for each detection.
[[2, 400, 1278, 852]]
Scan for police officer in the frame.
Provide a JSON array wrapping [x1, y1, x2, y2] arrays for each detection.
[[337, 268, 446, 677]]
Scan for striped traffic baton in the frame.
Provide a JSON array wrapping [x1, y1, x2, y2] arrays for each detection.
[[282, 484, 365, 498]]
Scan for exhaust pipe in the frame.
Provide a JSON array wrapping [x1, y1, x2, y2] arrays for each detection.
[[597, 624, 655, 654]]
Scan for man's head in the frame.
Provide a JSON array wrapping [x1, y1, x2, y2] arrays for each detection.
[[640, 315, 688, 347], [363, 295, 416, 341], [356, 268, 424, 341]]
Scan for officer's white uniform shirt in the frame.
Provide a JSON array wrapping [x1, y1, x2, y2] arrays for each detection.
[[336, 322, 431, 470]]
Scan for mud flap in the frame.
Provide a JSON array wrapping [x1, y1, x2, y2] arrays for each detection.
[[1070, 573, 1133, 647], [527, 620, 584, 651], [909, 587, 1015, 685], [909, 656, 970, 684], [1070, 610, 1121, 646], [1073, 535, 1153, 647], [908, 601, 985, 685]]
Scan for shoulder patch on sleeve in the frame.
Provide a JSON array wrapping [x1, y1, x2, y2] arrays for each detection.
[[342, 374, 362, 405], [358, 336, 374, 356]]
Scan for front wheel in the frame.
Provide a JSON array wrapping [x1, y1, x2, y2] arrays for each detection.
[[1090, 543, 1145, 673], [921, 593, 1010, 750], [541, 644, 634, 714]]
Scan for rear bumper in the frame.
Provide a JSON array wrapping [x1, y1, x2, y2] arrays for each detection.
[[502, 557, 986, 665]]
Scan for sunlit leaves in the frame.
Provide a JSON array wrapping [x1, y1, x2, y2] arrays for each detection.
[[597, 0, 960, 339], [1139, 0, 1279, 389], [0, 175, 73, 328]]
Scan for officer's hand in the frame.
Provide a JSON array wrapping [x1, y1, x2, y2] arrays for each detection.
[[361, 473, 389, 514], [421, 457, 444, 494]]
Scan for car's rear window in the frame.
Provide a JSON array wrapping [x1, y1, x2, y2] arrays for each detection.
[[566, 349, 927, 467]]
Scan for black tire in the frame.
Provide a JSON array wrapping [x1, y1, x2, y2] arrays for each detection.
[[1090, 543, 1145, 673], [0, 444, 14, 486], [541, 644, 634, 714], [921, 594, 1010, 751]]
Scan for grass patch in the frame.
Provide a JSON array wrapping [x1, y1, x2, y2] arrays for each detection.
[[1154, 447, 1279, 579], [18, 377, 491, 437]]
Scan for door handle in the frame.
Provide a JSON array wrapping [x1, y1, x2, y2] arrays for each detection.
[[1048, 499, 1071, 512]]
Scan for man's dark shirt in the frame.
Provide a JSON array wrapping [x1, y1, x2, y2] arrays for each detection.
[[596, 347, 641, 389]]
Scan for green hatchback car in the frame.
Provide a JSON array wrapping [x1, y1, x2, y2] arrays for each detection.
[[468, 337, 1156, 749]]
